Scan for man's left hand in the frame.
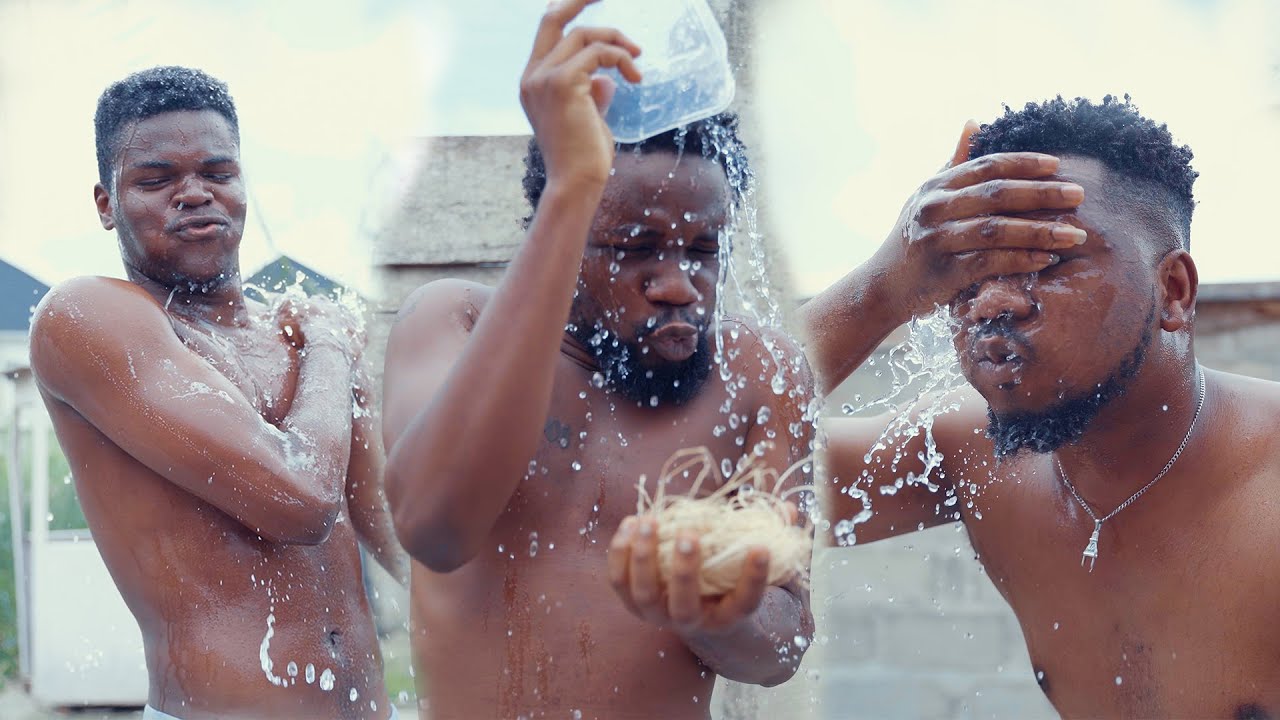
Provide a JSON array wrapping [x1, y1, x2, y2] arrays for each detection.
[[607, 516, 773, 636]]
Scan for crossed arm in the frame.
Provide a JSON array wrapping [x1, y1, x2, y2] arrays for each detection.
[[30, 277, 355, 545]]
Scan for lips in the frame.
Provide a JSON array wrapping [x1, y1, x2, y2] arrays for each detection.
[[647, 322, 700, 362], [170, 214, 229, 240], [968, 336, 1028, 389]]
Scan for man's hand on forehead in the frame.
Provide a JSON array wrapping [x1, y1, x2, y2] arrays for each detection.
[[877, 121, 1091, 318]]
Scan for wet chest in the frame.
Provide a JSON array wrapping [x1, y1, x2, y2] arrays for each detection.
[[961, 467, 1279, 718], [498, 370, 758, 553], [171, 319, 300, 424]]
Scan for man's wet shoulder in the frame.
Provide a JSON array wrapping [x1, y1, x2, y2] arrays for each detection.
[[30, 277, 167, 354], [393, 277, 494, 335]]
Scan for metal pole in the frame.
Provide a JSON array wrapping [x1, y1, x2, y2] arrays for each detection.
[[6, 374, 30, 683]]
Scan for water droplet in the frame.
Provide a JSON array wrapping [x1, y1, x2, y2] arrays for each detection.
[[319, 668, 335, 691], [286, 661, 298, 677], [305, 663, 316, 684], [349, 687, 359, 702], [1114, 675, 1123, 686], [770, 374, 788, 395], [529, 532, 539, 557]]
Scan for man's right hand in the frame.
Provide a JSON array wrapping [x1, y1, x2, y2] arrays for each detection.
[[277, 296, 364, 365], [519, 0, 642, 195], [873, 121, 1090, 320]]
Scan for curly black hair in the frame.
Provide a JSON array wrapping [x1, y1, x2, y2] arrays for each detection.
[[95, 66, 240, 191], [520, 112, 751, 228], [970, 95, 1197, 247]]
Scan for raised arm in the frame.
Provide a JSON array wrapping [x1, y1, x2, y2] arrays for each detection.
[[821, 385, 994, 546], [800, 122, 1089, 393], [380, 0, 642, 573], [30, 277, 356, 545], [346, 361, 410, 585]]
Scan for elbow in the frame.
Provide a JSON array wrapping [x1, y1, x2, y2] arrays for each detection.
[[386, 465, 480, 573], [256, 492, 342, 546], [757, 660, 802, 688], [392, 509, 478, 573], [254, 499, 340, 543]]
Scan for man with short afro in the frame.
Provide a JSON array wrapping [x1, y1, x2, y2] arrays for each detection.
[[30, 65, 405, 720], [809, 95, 1280, 718]]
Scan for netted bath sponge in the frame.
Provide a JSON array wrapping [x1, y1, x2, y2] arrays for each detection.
[[637, 446, 813, 596]]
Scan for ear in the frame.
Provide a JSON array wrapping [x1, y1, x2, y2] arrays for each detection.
[[1157, 249, 1197, 332], [93, 183, 115, 230]]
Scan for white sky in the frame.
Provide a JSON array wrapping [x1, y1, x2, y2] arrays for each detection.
[[2, 0, 1278, 298], [0, 0, 445, 294]]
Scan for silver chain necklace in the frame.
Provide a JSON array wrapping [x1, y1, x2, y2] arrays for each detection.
[[1056, 366, 1206, 572]]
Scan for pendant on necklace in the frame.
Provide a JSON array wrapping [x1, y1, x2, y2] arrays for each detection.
[[1081, 520, 1101, 572]]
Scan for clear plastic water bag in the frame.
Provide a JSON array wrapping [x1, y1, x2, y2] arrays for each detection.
[[569, 0, 736, 143]]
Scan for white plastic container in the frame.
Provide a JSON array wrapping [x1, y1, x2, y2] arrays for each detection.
[[569, 0, 736, 143]]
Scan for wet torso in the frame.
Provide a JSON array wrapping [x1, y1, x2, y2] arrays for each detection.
[[410, 300, 794, 720], [39, 293, 387, 720], [949, 372, 1280, 718]]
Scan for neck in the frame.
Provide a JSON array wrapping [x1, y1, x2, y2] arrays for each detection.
[[560, 332, 602, 373], [1053, 361, 1204, 512], [128, 265, 249, 328]]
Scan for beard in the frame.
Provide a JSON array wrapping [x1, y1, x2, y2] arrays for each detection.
[[984, 306, 1155, 459], [567, 301, 713, 407]]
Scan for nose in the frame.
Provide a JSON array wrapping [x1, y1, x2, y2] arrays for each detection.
[[644, 260, 700, 307], [958, 275, 1037, 325], [172, 174, 213, 209]]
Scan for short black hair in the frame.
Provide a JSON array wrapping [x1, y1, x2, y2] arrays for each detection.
[[520, 111, 751, 228], [95, 66, 240, 191], [970, 95, 1197, 248]]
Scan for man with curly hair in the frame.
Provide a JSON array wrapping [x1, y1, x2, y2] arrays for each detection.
[[807, 95, 1278, 717], [381, 2, 815, 717], [29, 66, 405, 719]]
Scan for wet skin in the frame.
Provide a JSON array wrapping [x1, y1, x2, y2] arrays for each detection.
[[382, 6, 813, 717], [821, 155, 1280, 717], [29, 110, 400, 719], [383, 153, 814, 720]]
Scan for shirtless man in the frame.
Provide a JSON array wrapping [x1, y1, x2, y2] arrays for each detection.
[[806, 95, 1279, 718], [381, 2, 815, 718], [28, 66, 406, 720]]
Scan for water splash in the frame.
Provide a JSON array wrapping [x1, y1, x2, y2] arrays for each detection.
[[833, 308, 968, 546]]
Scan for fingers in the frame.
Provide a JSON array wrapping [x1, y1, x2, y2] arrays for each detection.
[[929, 216, 1087, 255], [950, 249, 1063, 282], [707, 546, 770, 629], [941, 152, 1062, 190], [590, 74, 618, 115], [927, 180, 1084, 223], [627, 517, 663, 620], [607, 516, 641, 615], [529, 0, 601, 64], [666, 532, 702, 629], [558, 40, 643, 85], [543, 26, 642, 69]]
